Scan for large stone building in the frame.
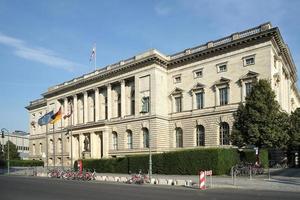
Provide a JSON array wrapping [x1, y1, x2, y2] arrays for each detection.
[[26, 22, 300, 167]]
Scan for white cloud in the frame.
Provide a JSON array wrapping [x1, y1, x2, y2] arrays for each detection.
[[0, 32, 83, 72]]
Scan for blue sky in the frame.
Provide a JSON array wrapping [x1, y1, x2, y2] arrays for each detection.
[[0, 0, 300, 132]]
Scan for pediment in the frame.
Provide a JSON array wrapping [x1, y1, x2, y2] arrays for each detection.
[[191, 82, 205, 91], [240, 70, 259, 80], [170, 87, 183, 96], [214, 77, 230, 86]]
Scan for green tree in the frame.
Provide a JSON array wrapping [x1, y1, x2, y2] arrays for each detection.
[[3, 140, 20, 160], [289, 108, 300, 150], [231, 79, 289, 149], [0, 142, 4, 160]]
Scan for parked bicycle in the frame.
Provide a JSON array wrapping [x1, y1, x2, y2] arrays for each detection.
[[126, 170, 149, 184]]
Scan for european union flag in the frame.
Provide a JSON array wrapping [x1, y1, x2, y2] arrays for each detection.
[[38, 111, 54, 126]]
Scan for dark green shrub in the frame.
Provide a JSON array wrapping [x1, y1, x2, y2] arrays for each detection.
[[9, 160, 44, 167], [80, 148, 239, 175]]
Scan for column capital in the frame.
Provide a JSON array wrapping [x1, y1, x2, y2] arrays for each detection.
[[120, 79, 126, 85], [106, 83, 112, 88], [94, 87, 99, 92]]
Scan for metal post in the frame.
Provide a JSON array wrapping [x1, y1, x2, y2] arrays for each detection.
[[7, 133, 10, 175], [249, 165, 252, 180]]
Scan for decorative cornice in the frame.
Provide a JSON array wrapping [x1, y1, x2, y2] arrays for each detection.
[[28, 22, 298, 104]]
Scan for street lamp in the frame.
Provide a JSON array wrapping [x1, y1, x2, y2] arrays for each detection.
[[1, 128, 10, 175]]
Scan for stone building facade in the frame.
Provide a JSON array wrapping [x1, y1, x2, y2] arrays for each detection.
[[26, 22, 300, 167]]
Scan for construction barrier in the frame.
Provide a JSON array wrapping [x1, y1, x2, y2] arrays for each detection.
[[199, 170, 213, 190]]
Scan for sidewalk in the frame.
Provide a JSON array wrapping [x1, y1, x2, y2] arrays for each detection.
[[95, 171, 300, 192]]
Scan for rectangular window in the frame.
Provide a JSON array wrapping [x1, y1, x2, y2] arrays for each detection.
[[141, 97, 150, 113], [217, 63, 227, 73], [194, 69, 203, 78], [245, 82, 253, 96], [175, 96, 182, 112], [105, 97, 108, 119], [244, 55, 255, 66], [219, 87, 228, 106], [174, 75, 181, 83], [195, 92, 204, 109], [131, 90, 135, 115]]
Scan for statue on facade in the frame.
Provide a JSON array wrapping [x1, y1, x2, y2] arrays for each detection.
[[84, 135, 90, 152]]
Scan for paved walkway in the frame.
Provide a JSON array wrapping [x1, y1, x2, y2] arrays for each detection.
[[95, 169, 300, 192]]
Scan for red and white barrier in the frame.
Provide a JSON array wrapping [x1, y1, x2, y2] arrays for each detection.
[[199, 170, 213, 190], [199, 171, 206, 190]]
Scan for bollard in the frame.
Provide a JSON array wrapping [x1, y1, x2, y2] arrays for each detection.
[[199, 171, 206, 190], [249, 166, 252, 180]]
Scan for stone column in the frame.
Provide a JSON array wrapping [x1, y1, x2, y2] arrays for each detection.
[[107, 84, 112, 120], [95, 88, 99, 121], [121, 80, 126, 117], [102, 129, 109, 158], [90, 132, 99, 158], [215, 85, 219, 107], [240, 80, 245, 102], [64, 98, 68, 127], [134, 76, 139, 117], [79, 134, 84, 159], [73, 95, 78, 125], [84, 91, 88, 124]]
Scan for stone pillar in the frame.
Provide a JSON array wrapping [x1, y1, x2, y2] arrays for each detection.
[[215, 85, 219, 107], [240, 80, 245, 102], [79, 134, 84, 159], [102, 129, 109, 158], [73, 95, 78, 125], [64, 98, 68, 127], [84, 91, 88, 124], [134, 76, 139, 117], [95, 88, 99, 121], [121, 80, 126, 117], [90, 132, 99, 158], [107, 84, 112, 120]]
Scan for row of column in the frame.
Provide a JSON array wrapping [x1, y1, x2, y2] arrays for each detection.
[[61, 80, 129, 127], [72, 131, 109, 160]]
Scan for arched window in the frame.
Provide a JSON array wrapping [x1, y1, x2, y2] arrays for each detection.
[[112, 132, 118, 150], [127, 130, 133, 149], [57, 138, 62, 153], [32, 144, 36, 155], [39, 143, 43, 154], [196, 125, 205, 146], [220, 122, 230, 145], [175, 128, 183, 148], [142, 128, 149, 148], [49, 139, 53, 153]]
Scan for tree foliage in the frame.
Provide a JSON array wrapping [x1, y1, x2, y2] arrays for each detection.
[[289, 108, 300, 150], [231, 79, 290, 149], [3, 140, 20, 160]]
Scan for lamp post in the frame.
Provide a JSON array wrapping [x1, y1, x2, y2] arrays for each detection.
[[1, 128, 10, 175]]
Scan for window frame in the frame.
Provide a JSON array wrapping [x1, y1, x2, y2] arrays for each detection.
[[196, 125, 205, 146], [219, 86, 229, 106], [193, 68, 203, 79], [175, 128, 183, 148], [173, 74, 182, 84], [217, 62, 228, 73], [243, 55, 255, 67]]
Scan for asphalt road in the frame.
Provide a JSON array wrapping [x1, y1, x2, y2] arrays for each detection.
[[0, 176, 299, 200]]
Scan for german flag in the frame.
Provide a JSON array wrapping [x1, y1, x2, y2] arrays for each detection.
[[50, 107, 62, 124]]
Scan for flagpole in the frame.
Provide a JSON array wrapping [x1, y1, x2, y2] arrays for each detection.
[[61, 117, 63, 169], [70, 108, 73, 169], [53, 123, 55, 168], [46, 123, 48, 171], [94, 43, 97, 71]]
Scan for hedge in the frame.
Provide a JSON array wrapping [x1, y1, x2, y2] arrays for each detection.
[[0, 160, 44, 167], [239, 149, 269, 168], [82, 148, 240, 175]]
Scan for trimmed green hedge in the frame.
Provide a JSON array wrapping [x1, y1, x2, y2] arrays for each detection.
[[82, 148, 239, 175], [239, 149, 269, 168], [0, 160, 44, 167]]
